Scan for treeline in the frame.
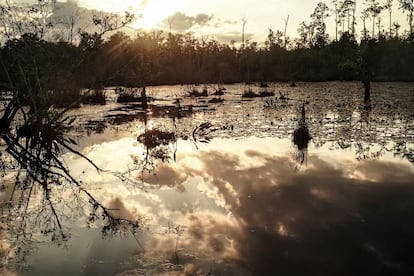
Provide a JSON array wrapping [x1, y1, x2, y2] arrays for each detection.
[[1, 0, 414, 105], [1, 30, 413, 93]]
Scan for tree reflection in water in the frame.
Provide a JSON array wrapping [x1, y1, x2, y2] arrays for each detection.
[[0, 107, 143, 271], [134, 110, 220, 177], [1, 82, 414, 274], [0, 100, 221, 272], [293, 103, 312, 169]]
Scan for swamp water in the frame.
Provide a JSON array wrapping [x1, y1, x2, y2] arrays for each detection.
[[1, 82, 414, 275]]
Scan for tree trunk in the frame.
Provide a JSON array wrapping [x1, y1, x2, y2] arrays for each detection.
[[363, 80, 371, 102], [389, 11, 392, 38], [141, 86, 148, 110]]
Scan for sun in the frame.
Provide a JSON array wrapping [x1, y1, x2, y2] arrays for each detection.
[[79, 0, 190, 30], [132, 0, 190, 29]]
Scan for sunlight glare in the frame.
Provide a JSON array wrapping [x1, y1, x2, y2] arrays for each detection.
[[133, 0, 190, 29]]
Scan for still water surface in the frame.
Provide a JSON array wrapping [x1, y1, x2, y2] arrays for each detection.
[[1, 82, 414, 275]]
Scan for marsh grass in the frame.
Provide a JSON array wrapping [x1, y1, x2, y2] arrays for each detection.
[[187, 85, 208, 97], [46, 87, 82, 108], [81, 89, 106, 105], [116, 87, 149, 103], [243, 86, 275, 98], [117, 87, 140, 103], [242, 86, 257, 98]]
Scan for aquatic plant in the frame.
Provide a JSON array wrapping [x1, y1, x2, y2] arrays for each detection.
[[208, 97, 224, 103], [116, 87, 142, 103], [186, 85, 208, 97], [243, 87, 275, 98], [212, 86, 225, 95], [81, 88, 106, 105], [259, 90, 275, 97], [116, 87, 151, 106], [242, 86, 258, 98]]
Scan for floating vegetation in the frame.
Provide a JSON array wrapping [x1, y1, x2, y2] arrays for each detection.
[[259, 90, 275, 97], [208, 97, 224, 103], [212, 87, 225, 95], [137, 129, 176, 149], [242, 90, 258, 98], [279, 91, 289, 100]]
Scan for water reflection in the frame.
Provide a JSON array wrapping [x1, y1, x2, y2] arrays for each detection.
[[136, 141, 414, 275], [293, 103, 312, 168], [1, 82, 414, 275]]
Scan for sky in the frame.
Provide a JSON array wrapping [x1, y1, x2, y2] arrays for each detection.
[[11, 0, 410, 44]]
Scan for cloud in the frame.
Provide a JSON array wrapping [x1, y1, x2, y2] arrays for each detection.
[[143, 163, 189, 188], [213, 32, 254, 43], [224, 19, 238, 25], [104, 197, 138, 220], [138, 0, 150, 8], [163, 12, 214, 32]]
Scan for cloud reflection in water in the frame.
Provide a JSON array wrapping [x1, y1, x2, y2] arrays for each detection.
[[66, 135, 414, 275]]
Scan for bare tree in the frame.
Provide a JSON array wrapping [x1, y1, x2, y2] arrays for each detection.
[[283, 15, 290, 49], [167, 15, 174, 35], [0, 0, 54, 41], [241, 16, 247, 48], [92, 11, 135, 36]]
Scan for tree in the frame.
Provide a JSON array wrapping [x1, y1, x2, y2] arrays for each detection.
[[398, 0, 414, 38], [0, 0, 55, 41], [332, 0, 343, 40], [361, 9, 370, 40], [365, 0, 383, 38], [351, 0, 357, 36], [359, 40, 377, 101], [296, 21, 312, 48], [266, 28, 284, 49], [342, 0, 356, 35], [311, 2, 330, 48], [384, 0, 394, 38]]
